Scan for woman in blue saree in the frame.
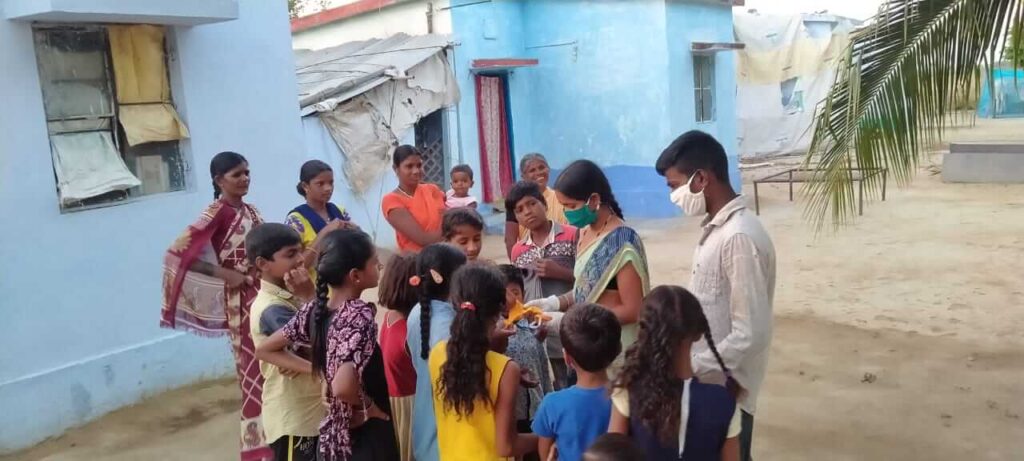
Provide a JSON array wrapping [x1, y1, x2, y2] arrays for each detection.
[[528, 160, 650, 371]]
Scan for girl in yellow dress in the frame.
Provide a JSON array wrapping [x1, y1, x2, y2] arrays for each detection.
[[428, 263, 539, 461]]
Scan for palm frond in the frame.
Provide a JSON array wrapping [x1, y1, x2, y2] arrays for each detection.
[[804, 0, 1024, 230]]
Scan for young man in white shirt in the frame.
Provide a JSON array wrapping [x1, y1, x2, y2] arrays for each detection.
[[656, 130, 776, 461]]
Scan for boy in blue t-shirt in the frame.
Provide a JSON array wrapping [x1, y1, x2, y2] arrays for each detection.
[[532, 303, 622, 461]]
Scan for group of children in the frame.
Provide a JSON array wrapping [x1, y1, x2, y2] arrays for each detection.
[[241, 159, 741, 461]]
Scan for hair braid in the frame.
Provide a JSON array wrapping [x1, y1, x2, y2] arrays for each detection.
[[704, 329, 741, 399], [309, 275, 331, 380], [604, 195, 624, 219], [419, 282, 433, 360]]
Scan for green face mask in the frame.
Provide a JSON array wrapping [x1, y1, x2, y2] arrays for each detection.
[[564, 197, 598, 227]]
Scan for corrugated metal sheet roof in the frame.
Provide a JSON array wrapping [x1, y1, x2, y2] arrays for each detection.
[[295, 33, 452, 114]]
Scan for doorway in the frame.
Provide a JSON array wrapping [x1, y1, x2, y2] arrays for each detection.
[[474, 73, 515, 203]]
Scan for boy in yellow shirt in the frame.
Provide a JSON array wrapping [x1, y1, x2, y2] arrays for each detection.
[[246, 223, 321, 461]]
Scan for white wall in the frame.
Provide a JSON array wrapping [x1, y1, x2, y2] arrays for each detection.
[[0, 0, 305, 452], [292, 0, 451, 50]]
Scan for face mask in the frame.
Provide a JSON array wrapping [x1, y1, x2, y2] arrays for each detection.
[[670, 172, 707, 216], [563, 196, 599, 227]]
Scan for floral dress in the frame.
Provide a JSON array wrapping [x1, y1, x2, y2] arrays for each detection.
[[283, 298, 398, 460]]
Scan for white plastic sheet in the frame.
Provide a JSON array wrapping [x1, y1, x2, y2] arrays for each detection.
[[316, 53, 459, 194], [735, 13, 860, 158], [50, 131, 141, 204]]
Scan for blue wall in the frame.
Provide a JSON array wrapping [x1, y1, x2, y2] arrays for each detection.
[[978, 67, 1024, 118], [449, 0, 740, 218], [0, 1, 305, 452], [300, 116, 401, 248]]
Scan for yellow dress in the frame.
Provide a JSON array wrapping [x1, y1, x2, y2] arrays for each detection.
[[428, 341, 513, 461]]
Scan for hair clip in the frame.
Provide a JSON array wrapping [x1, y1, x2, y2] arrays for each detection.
[[429, 269, 444, 284], [408, 275, 422, 287], [459, 302, 476, 311]]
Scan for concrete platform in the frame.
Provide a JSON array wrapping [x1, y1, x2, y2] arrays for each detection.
[[943, 142, 1024, 183]]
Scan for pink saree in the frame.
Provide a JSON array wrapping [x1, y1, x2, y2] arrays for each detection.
[[161, 200, 273, 461]]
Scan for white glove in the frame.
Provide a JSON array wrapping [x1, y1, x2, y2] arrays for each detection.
[[526, 295, 560, 313], [543, 312, 564, 337]]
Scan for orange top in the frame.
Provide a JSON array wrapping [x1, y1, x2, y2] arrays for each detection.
[[382, 183, 446, 251]]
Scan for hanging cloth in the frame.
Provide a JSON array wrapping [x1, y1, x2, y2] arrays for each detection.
[[108, 25, 190, 146]]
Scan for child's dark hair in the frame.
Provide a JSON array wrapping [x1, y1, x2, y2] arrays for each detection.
[[497, 264, 524, 293], [450, 164, 474, 180], [583, 433, 645, 461], [612, 285, 735, 445], [309, 229, 375, 380], [244, 223, 302, 265], [378, 252, 418, 316], [504, 180, 546, 215], [553, 159, 624, 219], [560, 303, 621, 373], [210, 151, 247, 199], [414, 243, 468, 359], [392, 144, 421, 168], [442, 207, 484, 240], [437, 263, 507, 417], [296, 160, 332, 197]]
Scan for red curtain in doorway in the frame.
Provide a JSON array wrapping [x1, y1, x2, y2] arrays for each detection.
[[475, 75, 513, 203]]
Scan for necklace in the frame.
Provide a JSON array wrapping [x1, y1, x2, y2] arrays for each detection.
[[397, 185, 415, 198], [580, 214, 615, 252]]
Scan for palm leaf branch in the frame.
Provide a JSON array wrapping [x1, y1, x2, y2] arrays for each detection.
[[804, 0, 1024, 229]]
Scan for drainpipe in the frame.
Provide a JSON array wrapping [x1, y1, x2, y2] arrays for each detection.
[[426, 2, 434, 33]]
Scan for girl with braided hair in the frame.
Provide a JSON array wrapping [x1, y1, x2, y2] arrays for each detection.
[[256, 229, 398, 460], [609, 285, 742, 461], [404, 243, 467, 461]]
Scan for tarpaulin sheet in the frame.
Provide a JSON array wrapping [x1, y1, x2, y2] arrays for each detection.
[[735, 13, 860, 158]]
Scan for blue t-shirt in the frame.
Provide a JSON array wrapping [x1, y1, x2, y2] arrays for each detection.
[[531, 385, 612, 461], [405, 299, 455, 461]]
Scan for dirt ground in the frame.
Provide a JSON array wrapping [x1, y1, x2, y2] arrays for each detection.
[[6, 118, 1024, 460]]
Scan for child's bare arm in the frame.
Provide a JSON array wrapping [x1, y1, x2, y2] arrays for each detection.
[[721, 437, 740, 461], [538, 436, 555, 461], [494, 361, 539, 457], [331, 362, 360, 402], [608, 405, 629, 434], [255, 331, 312, 375]]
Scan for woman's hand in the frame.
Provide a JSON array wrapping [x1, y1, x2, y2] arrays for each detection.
[[526, 295, 561, 313]]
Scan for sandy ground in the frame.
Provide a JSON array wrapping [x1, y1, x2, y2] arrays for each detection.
[[6, 118, 1024, 460]]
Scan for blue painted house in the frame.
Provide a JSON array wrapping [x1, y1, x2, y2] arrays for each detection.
[[293, 0, 743, 222], [449, 0, 743, 218]]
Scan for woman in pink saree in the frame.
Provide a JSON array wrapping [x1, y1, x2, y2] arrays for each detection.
[[161, 151, 272, 460]]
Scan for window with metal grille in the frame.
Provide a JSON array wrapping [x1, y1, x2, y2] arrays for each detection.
[[33, 25, 187, 212], [693, 54, 715, 123], [415, 109, 447, 188]]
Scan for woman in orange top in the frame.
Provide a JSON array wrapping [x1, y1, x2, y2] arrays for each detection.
[[382, 145, 446, 251]]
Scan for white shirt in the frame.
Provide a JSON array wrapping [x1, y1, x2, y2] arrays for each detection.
[[689, 195, 776, 414]]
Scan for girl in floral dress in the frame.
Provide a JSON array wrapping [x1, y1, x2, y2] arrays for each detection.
[[256, 229, 399, 460]]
